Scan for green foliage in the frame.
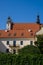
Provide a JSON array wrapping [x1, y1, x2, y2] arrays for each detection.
[[18, 45, 40, 54], [0, 53, 43, 65], [35, 35, 43, 54], [0, 44, 42, 65], [37, 35, 43, 41]]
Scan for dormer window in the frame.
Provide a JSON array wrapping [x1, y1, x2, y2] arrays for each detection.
[[31, 33, 33, 36], [28, 29, 32, 32], [8, 33, 11, 36], [14, 33, 16, 36], [21, 33, 24, 36], [0, 33, 1, 35]]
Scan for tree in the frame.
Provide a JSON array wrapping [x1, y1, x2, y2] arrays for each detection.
[[18, 45, 40, 54], [35, 35, 43, 54]]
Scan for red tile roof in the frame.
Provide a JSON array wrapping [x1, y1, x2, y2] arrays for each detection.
[[0, 23, 41, 38], [13, 23, 40, 31]]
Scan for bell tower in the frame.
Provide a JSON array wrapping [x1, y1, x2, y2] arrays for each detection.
[[36, 15, 40, 24], [6, 17, 12, 30]]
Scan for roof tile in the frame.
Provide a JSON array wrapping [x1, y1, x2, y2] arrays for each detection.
[[0, 23, 41, 38]]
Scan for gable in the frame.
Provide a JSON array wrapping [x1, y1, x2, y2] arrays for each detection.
[[36, 27, 43, 35]]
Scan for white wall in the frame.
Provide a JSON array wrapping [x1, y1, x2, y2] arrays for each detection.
[[0, 41, 12, 53], [0, 41, 7, 52], [6, 23, 11, 30], [0, 38, 35, 53], [36, 27, 43, 35]]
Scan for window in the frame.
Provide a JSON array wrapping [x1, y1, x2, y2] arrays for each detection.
[[14, 33, 16, 36], [20, 41, 23, 45], [21, 33, 24, 36], [6, 49, 9, 53], [30, 41, 33, 45], [0, 33, 1, 35], [28, 29, 32, 32], [7, 41, 9, 45], [8, 33, 11, 36], [13, 49, 16, 54], [31, 33, 33, 36], [13, 41, 16, 47]]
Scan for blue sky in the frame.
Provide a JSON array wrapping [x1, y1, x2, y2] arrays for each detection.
[[0, 0, 43, 29]]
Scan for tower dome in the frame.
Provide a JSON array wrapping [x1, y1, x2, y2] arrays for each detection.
[[36, 15, 40, 24]]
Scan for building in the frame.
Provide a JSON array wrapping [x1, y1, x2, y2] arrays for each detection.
[[0, 15, 43, 54]]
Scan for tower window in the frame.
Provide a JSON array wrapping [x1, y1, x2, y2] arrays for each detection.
[[20, 41, 23, 45], [7, 41, 9, 45]]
